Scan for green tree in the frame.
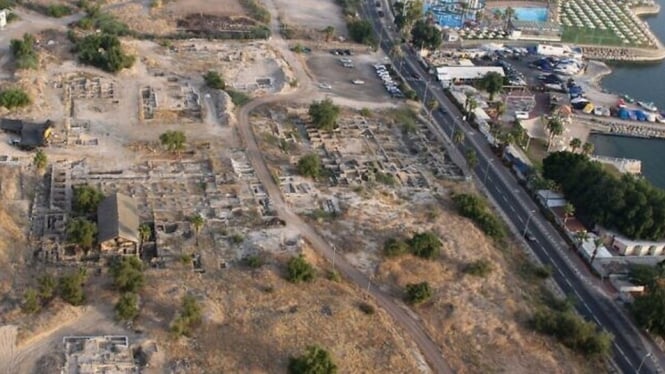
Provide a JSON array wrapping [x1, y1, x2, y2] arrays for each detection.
[[393, 0, 423, 32], [75, 33, 135, 72], [322, 25, 335, 42], [563, 203, 575, 223], [72, 185, 104, 215], [503, 6, 516, 29], [405, 282, 432, 304], [582, 142, 594, 155], [33, 149, 47, 170], [138, 223, 151, 248], [22, 288, 41, 314], [58, 269, 87, 305], [189, 214, 205, 245], [110, 256, 145, 293], [383, 237, 409, 257], [453, 129, 465, 145], [297, 153, 322, 180], [286, 254, 315, 283], [308, 99, 340, 131], [171, 294, 203, 337], [37, 274, 57, 302], [203, 70, 226, 90], [66, 218, 97, 250], [477, 72, 504, 101], [410, 19, 442, 50], [10, 33, 38, 69], [159, 130, 186, 153], [288, 345, 338, 374], [0, 88, 31, 109], [569, 137, 582, 153], [465, 148, 478, 169], [546, 116, 564, 148], [347, 19, 373, 45], [408, 232, 441, 259], [115, 292, 139, 321]]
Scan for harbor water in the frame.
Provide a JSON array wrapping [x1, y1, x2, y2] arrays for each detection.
[[591, 0, 665, 188]]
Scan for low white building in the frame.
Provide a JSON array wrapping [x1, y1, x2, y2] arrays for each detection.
[[536, 189, 567, 208], [436, 66, 504, 88], [597, 226, 665, 257]]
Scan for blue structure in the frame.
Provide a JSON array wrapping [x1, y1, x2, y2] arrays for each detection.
[[426, 0, 485, 29]]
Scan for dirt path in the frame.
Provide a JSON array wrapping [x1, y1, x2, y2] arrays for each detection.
[[234, 1, 453, 373]]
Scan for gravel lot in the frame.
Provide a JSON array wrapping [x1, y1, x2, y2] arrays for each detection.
[[306, 52, 395, 102]]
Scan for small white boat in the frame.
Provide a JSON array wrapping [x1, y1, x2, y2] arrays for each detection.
[[638, 101, 658, 112]]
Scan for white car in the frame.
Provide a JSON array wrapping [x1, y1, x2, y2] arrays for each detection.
[[319, 83, 332, 89], [352, 80, 365, 85]]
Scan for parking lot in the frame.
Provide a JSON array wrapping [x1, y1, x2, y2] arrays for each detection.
[[306, 52, 394, 102]]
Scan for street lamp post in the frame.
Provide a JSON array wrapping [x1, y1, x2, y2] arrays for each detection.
[[637, 352, 652, 373], [522, 209, 537, 238], [484, 159, 494, 185]]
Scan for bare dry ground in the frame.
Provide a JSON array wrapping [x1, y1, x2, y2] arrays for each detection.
[[139, 251, 425, 373], [273, 0, 348, 36]]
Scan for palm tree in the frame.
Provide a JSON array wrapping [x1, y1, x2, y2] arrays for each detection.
[[466, 97, 478, 114], [563, 203, 575, 224], [465, 149, 478, 169], [453, 129, 465, 145], [189, 214, 205, 246], [575, 230, 589, 245], [582, 142, 594, 155], [323, 25, 335, 42], [590, 238, 603, 264], [569, 137, 582, 153], [503, 7, 516, 30], [546, 116, 564, 150], [138, 223, 151, 253]]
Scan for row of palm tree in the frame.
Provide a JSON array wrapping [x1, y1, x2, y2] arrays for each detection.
[[545, 116, 594, 155]]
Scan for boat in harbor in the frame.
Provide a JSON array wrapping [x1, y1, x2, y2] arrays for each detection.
[[622, 94, 635, 103], [638, 101, 659, 112]]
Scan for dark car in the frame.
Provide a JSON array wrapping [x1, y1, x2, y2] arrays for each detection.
[[524, 232, 536, 242], [377, 10, 384, 17]]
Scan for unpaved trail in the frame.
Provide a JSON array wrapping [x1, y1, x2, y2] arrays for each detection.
[[234, 1, 453, 373]]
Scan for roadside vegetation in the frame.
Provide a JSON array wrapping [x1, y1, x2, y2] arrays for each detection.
[[629, 262, 665, 337], [543, 151, 665, 240], [404, 281, 432, 304], [452, 193, 505, 241], [530, 291, 612, 356]]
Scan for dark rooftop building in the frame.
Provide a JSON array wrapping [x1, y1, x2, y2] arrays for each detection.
[[97, 192, 140, 256], [0, 118, 53, 149]]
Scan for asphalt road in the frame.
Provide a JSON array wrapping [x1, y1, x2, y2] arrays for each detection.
[[361, 0, 663, 373]]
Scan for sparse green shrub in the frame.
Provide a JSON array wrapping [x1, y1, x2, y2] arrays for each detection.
[[47, 4, 73, 17], [408, 232, 441, 260], [358, 302, 375, 315], [159, 130, 186, 153], [22, 288, 41, 314], [286, 255, 315, 283], [10, 33, 38, 69], [405, 282, 432, 305], [109, 256, 145, 293], [58, 268, 87, 305], [226, 89, 251, 106], [288, 345, 337, 374], [203, 71, 226, 90], [463, 259, 493, 277], [115, 292, 139, 321], [308, 99, 340, 131], [383, 238, 409, 257], [243, 254, 264, 268], [296, 153, 322, 180], [0, 88, 31, 109], [170, 294, 203, 337]]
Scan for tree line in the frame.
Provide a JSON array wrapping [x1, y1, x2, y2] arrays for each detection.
[[543, 151, 665, 240]]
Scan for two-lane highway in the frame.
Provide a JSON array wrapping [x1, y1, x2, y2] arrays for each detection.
[[361, 0, 662, 372]]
